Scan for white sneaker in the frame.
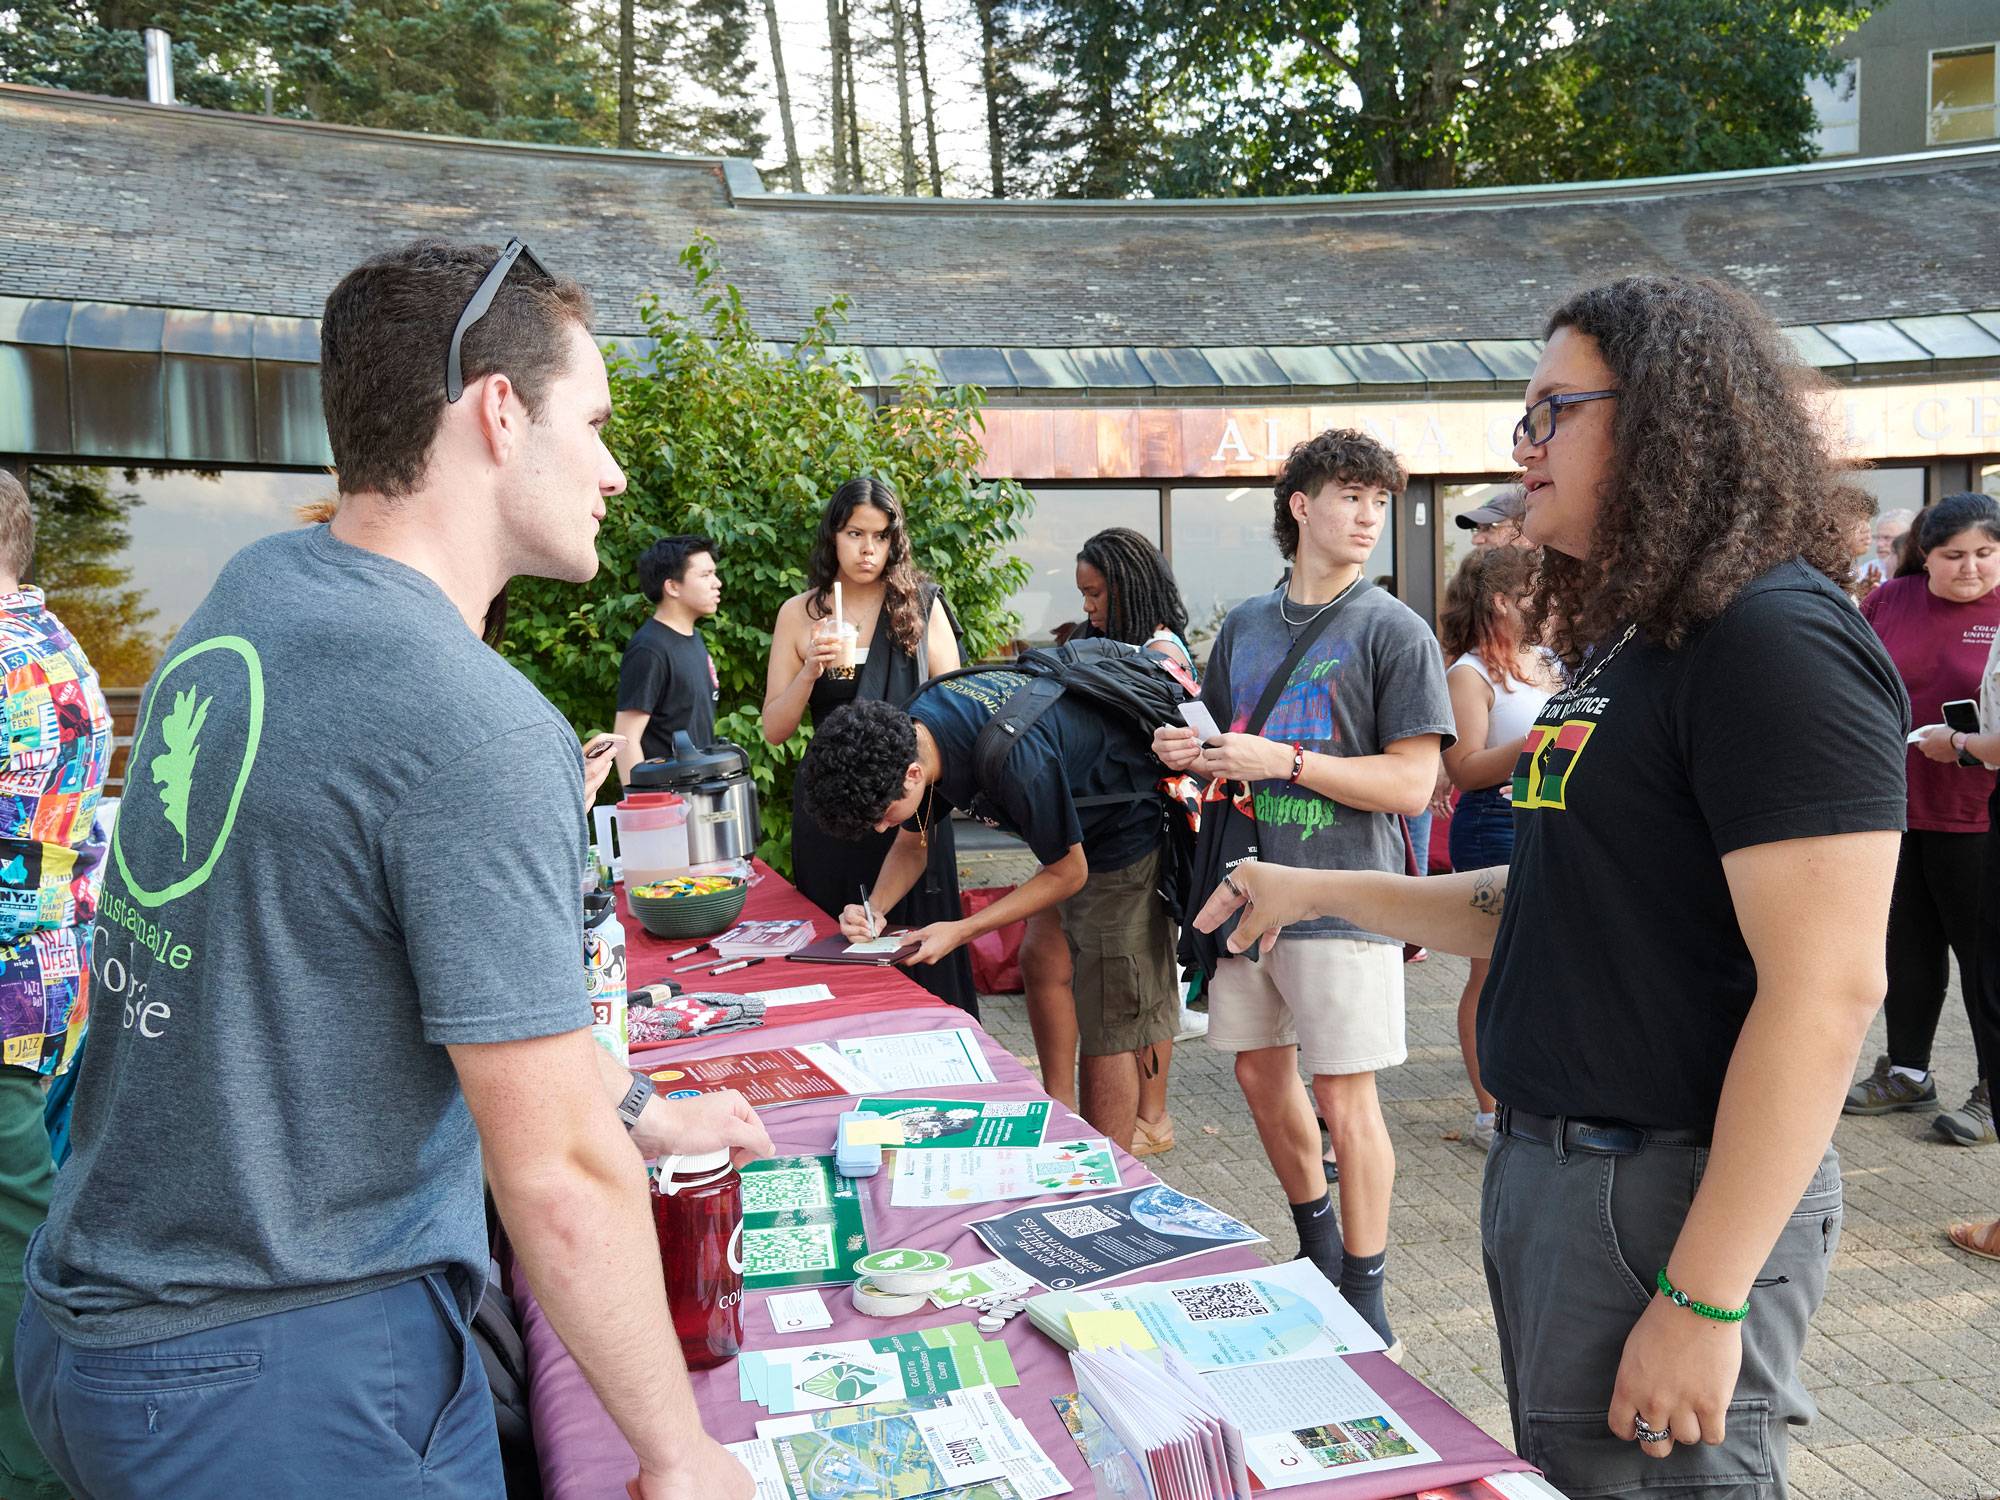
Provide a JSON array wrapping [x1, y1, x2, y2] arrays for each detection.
[[1174, 1005, 1209, 1041]]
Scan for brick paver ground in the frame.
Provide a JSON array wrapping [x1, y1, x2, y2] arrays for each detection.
[[977, 953, 2000, 1499]]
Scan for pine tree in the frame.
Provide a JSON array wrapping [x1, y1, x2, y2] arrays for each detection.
[[761, 0, 805, 188]]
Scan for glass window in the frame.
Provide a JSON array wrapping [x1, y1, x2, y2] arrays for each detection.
[[23, 464, 333, 687], [1930, 44, 1997, 146], [1979, 461, 1999, 494], [1006, 487, 1160, 651], [1852, 467, 1925, 584], [1437, 480, 1522, 594], [1170, 485, 1393, 651], [1808, 60, 1860, 158]]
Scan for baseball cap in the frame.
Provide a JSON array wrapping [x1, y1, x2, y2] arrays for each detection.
[[1454, 486, 1526, 530]]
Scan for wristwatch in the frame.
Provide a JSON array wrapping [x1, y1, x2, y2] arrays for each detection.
[[1954, 731, 1983, 768], [615, 1071, 654, 1133]]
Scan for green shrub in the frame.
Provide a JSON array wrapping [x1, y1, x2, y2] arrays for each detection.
[[503, 236, 1032, 873]]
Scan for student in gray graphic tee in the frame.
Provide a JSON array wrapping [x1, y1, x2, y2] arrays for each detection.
[[1196, 582, 1456, 943], [27, 524, 591, 1344]]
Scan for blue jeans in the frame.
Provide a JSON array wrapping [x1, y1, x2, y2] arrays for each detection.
[[1404, 810, 1434, 875], [1448, 785, 1516, 873], [16, 1272, 502, 1499]]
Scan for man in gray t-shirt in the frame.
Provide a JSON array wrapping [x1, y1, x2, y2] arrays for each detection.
[[19, 240, 769, 1500], [1156, 429, 1451, 1360]]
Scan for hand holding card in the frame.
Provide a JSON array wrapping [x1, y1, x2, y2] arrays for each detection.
[[1180, 701, 1222, 742]]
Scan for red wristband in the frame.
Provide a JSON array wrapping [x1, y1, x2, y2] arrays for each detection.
[[1288, 744, 1306, 784]]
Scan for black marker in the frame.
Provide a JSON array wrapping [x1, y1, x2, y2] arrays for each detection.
[[710, 958, 764, 976]]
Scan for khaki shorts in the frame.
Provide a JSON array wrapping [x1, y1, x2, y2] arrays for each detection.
[[1206, 936, 1406, 1076], [1056, 845, 1179, 1057]]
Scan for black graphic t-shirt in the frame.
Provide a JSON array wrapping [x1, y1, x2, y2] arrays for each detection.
[[617, 618, 719, 757], [1479, 560, 1909, 1129], [909, 671, 1162, 872]]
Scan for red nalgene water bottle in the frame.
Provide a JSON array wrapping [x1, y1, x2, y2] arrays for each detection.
[[651, 1150, 744, 1370]]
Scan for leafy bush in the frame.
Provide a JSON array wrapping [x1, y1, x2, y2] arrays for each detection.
[[503, 236, 1032, 872]]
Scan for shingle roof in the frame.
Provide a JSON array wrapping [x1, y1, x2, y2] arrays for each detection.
[[6, 82, 2000, 356]]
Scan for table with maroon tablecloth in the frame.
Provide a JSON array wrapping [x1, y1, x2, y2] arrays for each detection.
[[517, 871, 1542, 1500]]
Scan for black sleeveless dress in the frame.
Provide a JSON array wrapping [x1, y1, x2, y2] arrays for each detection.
[[789, 588, 978, 1016]]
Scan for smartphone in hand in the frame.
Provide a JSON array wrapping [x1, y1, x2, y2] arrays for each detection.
[[582, 733, 626, 761]]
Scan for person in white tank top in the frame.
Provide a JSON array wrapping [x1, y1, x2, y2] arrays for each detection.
[[1437, 547, 1562, 1147]]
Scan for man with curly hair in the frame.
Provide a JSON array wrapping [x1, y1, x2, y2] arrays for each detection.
[[1154, 428, 1453, 1360], [798, 688, 1177, 1153], [1196, 277, 1905, 1498]]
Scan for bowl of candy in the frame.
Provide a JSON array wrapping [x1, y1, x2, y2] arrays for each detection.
[[626, 871, 748, 938]]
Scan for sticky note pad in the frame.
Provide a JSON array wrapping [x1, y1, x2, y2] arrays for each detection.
[[843, 1119, 906, 1146], [1068, 1309, 1156, 1351]]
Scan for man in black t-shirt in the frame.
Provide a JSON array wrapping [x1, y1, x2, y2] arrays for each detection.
[[614, 535, 722, 784], [797, 688, 1176, 1152]]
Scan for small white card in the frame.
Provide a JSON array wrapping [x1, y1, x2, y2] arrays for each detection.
[[845, 932, 912, 955], [752, 984, 835, 1008], [766, 1290, 833, 1333], [1179, 701, 1222, 741]]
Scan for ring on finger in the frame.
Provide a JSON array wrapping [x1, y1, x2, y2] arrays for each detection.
[[1223, 872, 1247, 900], [1633, 1417, 1671, 1445]]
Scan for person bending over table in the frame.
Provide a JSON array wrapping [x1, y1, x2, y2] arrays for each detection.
[[1198, 274, 1905, 1500], [798, 687, 1176, 1153], [21, 238, 773, 1500]]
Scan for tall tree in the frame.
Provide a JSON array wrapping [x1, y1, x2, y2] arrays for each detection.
[[1158, 0, 1873, 194], [761, 0, 804, 188], [841, 0, 863, 186], [824, 0, 851, 189], [618, 0, 637, 146], [971, 0, 1009, 196], [910, 0, 943, 194], [888, 0, 918, 193]]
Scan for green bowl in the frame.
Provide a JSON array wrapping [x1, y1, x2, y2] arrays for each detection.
[[627, 882, 748, 939]]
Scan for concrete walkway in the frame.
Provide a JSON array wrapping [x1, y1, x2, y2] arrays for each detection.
[[977, 952, 2000, 1499]]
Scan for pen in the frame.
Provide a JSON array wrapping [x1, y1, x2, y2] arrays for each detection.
[[710, 958, 764, 975], [673, 956, 723, 973], [666, 943, 708, 961], [859, 883, 879, 939]]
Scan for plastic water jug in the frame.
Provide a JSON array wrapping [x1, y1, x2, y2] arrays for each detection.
[[592, 792, 689, 884], [651, 1150, 744, 1370]]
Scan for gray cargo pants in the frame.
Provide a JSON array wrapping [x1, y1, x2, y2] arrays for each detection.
[[1481, 1112, 1843, 1498]]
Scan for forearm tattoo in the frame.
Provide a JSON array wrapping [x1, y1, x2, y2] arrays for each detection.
[[1469, 869, 1506, 920]]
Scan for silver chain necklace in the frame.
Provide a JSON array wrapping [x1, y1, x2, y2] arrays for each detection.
[[1561, 623, 1637, 699], [1278, 573, 1362, 634]]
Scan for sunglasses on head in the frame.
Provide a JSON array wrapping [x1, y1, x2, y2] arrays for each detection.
[[445, 238, 551, 403]]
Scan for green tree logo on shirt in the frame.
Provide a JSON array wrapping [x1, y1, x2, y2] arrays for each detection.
[[153, 685, 211, 859], [113, 636, 265, 909]]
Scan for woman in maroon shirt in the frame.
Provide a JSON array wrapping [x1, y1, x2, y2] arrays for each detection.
[[1847, 492, 2000, 1131]]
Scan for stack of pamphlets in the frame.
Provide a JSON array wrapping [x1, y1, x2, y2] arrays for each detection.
[[724, 1387, 1072, 1500], [714, 919, 818, 959], [1069, 1346, 1249, 1500], [1066, 1343, 1443, 1496]]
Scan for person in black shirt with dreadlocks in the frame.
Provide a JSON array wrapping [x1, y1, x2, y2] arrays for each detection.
[[1022, 528, 1201, 1154]]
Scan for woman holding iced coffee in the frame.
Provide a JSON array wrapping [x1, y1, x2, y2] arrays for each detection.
[[763, 478, 977, 1013]]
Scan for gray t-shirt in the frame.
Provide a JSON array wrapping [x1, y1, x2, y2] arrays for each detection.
[[28, 525, 590, 1347], [1200, 582, 1454, 943]]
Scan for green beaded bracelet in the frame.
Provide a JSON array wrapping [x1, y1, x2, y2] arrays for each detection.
[[1656, 1267, 1748, 1323]]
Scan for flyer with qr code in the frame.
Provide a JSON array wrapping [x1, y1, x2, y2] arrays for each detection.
[[1028, 1260, 1385, 1366], [967, 1184, 1265, 1291], [739, 1154, 872, 1290]]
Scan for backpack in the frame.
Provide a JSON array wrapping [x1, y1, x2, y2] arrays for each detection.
[[901, 639, 1199, 908]]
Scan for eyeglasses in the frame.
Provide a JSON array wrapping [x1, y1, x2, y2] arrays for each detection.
[[1514, 390, 1617, 447], [445, 238, 550, 403]]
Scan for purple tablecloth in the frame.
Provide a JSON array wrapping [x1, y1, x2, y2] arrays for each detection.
[[512, 1003, 1537, 1499]]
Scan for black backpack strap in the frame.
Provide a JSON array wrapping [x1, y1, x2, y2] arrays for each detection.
[[1242, 587, 1356, 738], [972, 674, 1067, 790]]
